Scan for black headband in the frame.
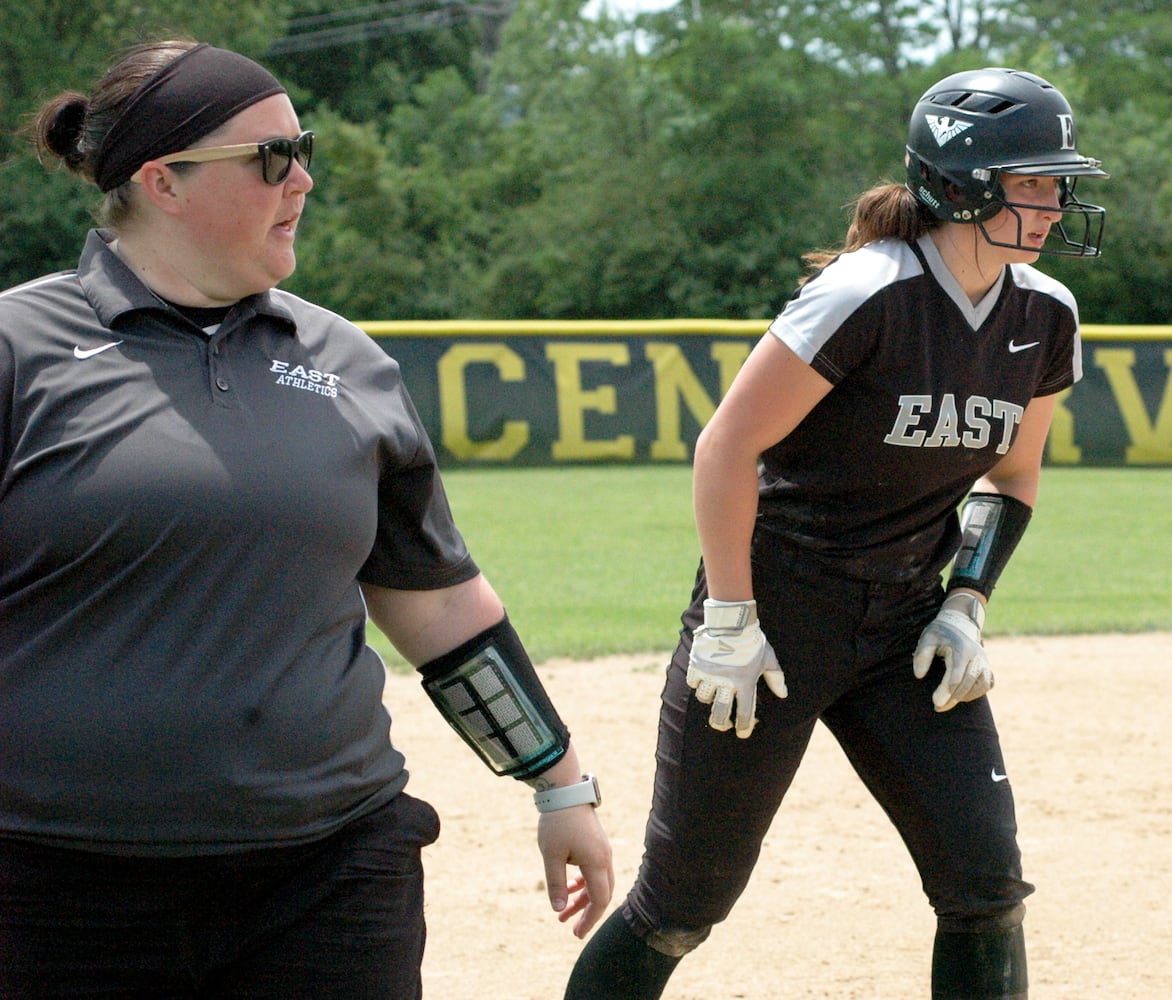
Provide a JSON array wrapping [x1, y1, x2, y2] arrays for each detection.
[[94, 43, 287, 192]]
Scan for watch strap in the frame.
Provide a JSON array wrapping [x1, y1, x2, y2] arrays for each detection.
[[533, 774, 601, 813]]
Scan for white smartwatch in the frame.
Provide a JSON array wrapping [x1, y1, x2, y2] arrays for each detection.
[[533, 774, 602, 813]]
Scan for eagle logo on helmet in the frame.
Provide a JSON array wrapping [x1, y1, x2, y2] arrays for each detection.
[[925, 115, 973, 147]]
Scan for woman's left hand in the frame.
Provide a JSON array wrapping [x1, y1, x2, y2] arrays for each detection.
[[537, 805, 615, 938]]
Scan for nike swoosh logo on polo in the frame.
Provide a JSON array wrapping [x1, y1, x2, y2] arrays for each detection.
[[991, 768, 1009, 783], [73, 341, 123, 360], [1007, 340, 1039, 354]]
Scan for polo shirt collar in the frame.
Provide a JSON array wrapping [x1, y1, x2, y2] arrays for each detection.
[[77, 229, 297, 334]]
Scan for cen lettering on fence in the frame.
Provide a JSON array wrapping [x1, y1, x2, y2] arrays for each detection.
[[359, 321, 1172, 467]]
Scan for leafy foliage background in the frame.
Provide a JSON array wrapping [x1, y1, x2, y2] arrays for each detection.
[[2, 1, 1167, 322]]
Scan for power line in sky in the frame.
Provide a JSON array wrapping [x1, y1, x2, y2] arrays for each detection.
[[267, 1, 515, 55]]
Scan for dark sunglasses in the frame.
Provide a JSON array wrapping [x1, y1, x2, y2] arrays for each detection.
[[130, 131, 314, 186]]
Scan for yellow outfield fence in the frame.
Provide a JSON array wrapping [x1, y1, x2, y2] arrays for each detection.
[[358, 321, 1172, 467]]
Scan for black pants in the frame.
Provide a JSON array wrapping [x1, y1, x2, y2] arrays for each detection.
[[0, 793, 440, 1000], [624, 542, 1033, 948]]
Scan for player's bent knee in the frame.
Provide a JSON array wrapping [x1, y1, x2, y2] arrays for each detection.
[[643, 924, 712, 958]]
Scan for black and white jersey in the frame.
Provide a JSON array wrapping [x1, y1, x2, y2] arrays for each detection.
[[0, 230, 478, 854], [760, 234, 1081, 582]]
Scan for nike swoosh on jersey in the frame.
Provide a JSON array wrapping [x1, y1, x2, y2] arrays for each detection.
[[1007, 340, 1040, 353], [991, 768, 1009, 782], [73, 341, 123, 360]]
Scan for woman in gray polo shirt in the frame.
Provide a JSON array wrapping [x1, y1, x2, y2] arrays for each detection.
[[0, 39, 612, 998]]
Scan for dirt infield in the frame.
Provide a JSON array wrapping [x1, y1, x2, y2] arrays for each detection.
[[383, 633, 1170, 999]]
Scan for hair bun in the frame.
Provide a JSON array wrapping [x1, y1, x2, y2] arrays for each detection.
[[43, 93, 89, 167]]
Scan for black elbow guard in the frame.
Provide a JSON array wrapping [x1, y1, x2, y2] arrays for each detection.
[[947, 492, 1033, 598], [419, 614, 569, 780]]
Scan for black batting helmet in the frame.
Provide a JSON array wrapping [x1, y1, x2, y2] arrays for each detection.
[[905, 68, 1108, 256]]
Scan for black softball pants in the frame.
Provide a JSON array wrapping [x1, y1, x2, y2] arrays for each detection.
[[623, 540, 1034, 950]]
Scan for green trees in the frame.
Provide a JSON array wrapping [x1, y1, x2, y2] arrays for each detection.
[[2, 1, 1167, 321], [0, 1, 288, 287]]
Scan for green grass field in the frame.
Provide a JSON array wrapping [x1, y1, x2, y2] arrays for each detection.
[[371, 465, 1172, 668]]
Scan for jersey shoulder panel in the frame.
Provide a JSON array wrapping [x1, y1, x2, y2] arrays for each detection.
[[1006, 261, 1079, 318], [1003, 262, 1082, 387], [767, 239, 924, 366]]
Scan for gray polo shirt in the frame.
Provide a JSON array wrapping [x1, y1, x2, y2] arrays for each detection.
[[0, 230, 478, 854]]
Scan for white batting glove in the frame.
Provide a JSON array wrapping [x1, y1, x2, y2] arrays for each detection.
[[687, 599, 788, 738], [913, 592, 992, 712]]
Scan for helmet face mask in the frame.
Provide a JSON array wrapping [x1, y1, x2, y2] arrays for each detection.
[[905, 68, 1108, 257], [971, 172, 1107, 258]]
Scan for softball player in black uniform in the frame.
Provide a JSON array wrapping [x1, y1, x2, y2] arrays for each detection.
[[566, 68, 1106, 999], [0, 40, 611, 998]]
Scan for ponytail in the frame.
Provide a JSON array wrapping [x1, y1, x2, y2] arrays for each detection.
[[800, 182, 938, 281]]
